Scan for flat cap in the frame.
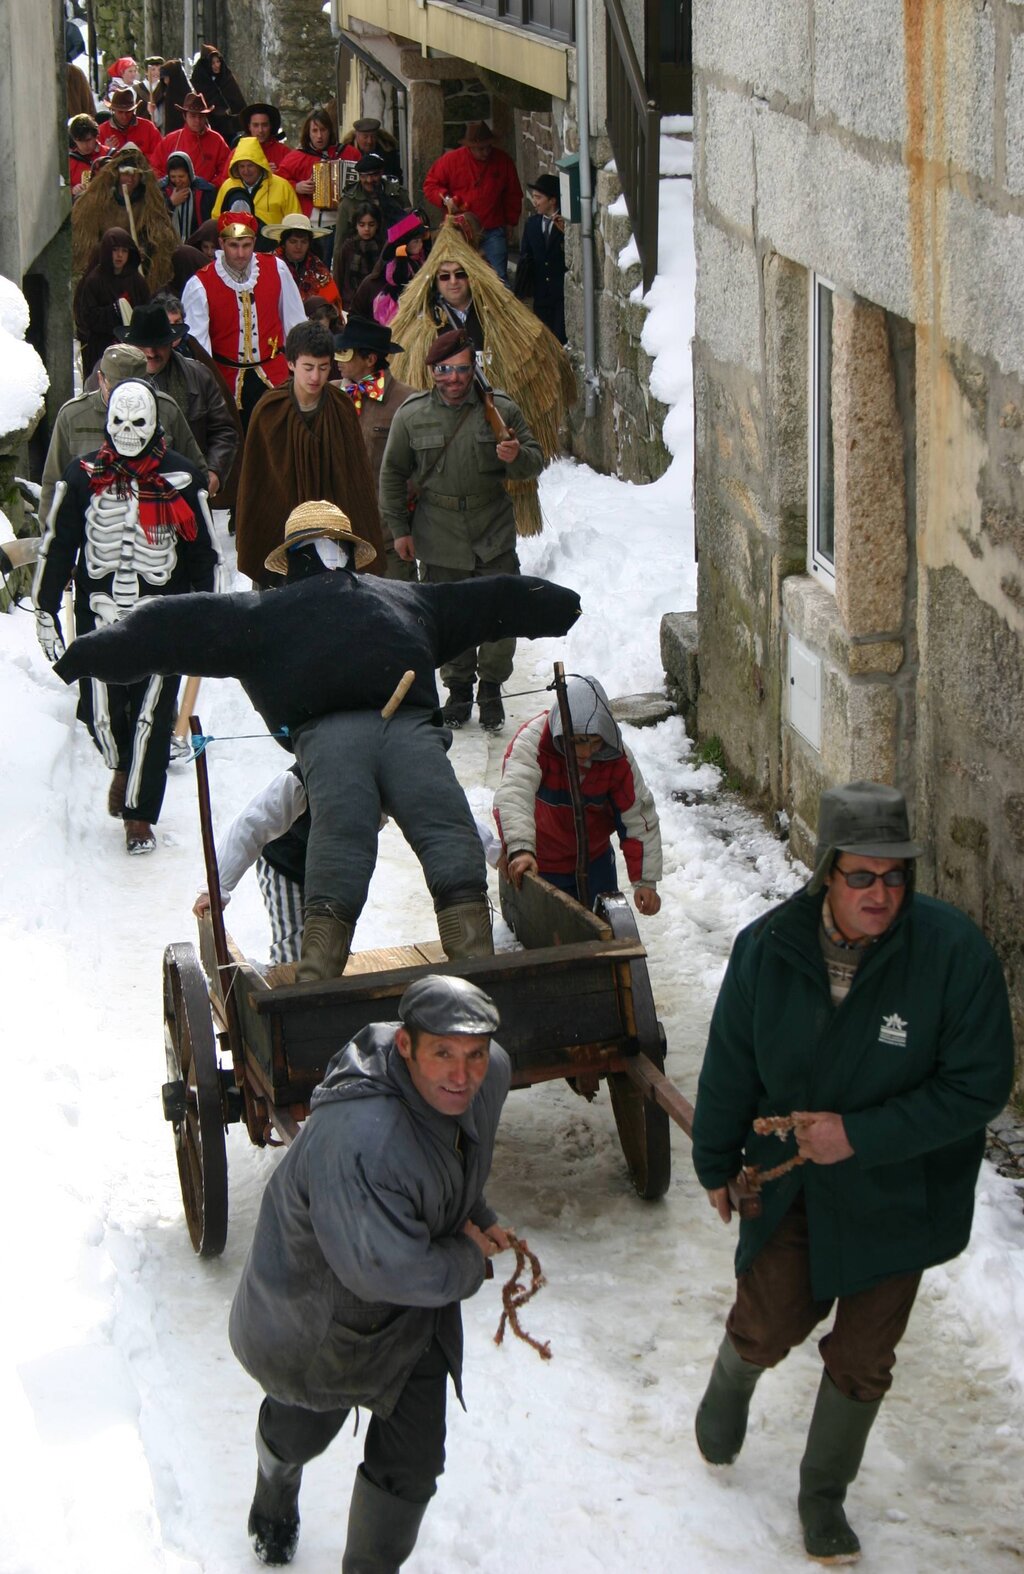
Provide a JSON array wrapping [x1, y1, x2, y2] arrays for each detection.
[[398, 975, 500, 1036], [425, 327, 472, 366], [354, 152, 385, 174], [353, 117, 381, 133]]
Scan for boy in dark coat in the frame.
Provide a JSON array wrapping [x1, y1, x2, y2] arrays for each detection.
[[691, 781, 1014, 1564]]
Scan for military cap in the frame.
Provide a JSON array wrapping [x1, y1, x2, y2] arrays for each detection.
[[425, 328, 472, 367]]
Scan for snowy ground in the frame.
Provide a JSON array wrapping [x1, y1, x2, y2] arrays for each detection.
[[2, 179, 1023, 1571]]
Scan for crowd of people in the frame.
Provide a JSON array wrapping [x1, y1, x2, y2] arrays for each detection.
[[34, 38, 1017, 1574]]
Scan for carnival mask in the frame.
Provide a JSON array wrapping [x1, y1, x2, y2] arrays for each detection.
[[106, 380, 157, 457]]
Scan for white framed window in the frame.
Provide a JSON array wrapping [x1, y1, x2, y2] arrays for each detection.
[[808, 274, 835, 590]]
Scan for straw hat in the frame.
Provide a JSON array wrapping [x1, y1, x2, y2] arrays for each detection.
[[264, 500, 377, 576], [262, 212, 329, 243]]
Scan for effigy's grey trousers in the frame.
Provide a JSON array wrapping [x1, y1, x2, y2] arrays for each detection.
[[292, 708, 486, 922]]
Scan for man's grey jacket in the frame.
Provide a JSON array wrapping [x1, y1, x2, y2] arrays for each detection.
[[229, 1024, 511, 1416]]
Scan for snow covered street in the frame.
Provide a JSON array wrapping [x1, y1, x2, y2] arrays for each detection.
[[2, 178, 1022, 1571]]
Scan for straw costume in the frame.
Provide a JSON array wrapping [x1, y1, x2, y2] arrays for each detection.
[[72, 147, 178, 289], [389, 222, 576, 536]]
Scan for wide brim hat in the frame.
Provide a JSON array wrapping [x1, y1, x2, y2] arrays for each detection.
[[263, 213, 330, 242], [334, 316, 403, 358], [108, 87, 142, 113], [461, 120, 495, 146], [806, 780, 923, 893], [240, 102, 282, 136], [264, 500, 377, 575], [123, 303, 186, 347], [181, 92, 215, 115]]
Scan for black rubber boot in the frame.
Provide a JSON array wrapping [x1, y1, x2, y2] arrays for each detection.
[[248, 1421, 303, 1566], [798, 1373, 882, 1565], [341, 1467, 429, 1573], [442, 683, 473, 727], [694, 1334, 766, 1465], [476, 680, 505, 732]]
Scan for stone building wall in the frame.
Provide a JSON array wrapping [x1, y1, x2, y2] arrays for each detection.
[[223, 0, 336, 141], [691, 0, 1024, 1086]]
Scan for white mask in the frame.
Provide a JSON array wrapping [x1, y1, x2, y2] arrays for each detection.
[[313, 537, 353, 571], [106, 380, 158, 457]]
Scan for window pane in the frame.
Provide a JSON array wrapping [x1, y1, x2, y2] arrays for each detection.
[[814, 281, 835, 566]]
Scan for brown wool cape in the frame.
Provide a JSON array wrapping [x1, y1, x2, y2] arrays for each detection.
[[234, 383, 386, 584]]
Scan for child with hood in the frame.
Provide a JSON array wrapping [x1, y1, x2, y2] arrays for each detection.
[[160, 151, 218, 240], [73, 226, 150, 375], [493, 674, 663, 914], [332, 203, 381, 309]]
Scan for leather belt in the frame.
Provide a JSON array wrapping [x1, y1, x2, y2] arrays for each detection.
[[427, 491, 501, 511]]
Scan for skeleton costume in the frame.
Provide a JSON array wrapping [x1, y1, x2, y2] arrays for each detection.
[[34, 381, 220, 841]]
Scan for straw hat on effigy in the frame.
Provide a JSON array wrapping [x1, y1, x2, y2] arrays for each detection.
[[389, 220, 577, 536]]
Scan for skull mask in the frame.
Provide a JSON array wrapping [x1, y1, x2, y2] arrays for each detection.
[[106, 380, 158, 457]]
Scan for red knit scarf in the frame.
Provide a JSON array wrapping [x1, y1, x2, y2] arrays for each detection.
[[87, 438, 198, 544]]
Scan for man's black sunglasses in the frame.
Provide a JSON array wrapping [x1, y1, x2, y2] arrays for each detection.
[[832, 866, 907, 890]]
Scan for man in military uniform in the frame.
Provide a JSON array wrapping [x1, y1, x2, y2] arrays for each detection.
[[379, 328, 543, 732], [335, 152, 412, 244]]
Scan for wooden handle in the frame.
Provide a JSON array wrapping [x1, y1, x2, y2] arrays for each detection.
[[174, 676, 202, 738], [381, 669, 415, 718]]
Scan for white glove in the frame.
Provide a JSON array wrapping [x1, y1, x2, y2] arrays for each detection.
[[36, 610, 66, 663]]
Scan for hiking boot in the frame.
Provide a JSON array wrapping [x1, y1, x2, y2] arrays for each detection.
[[295, 907, 353, 983], [695, 1334, 765, 1465], [341, 1466, 428, 1574], [125, 819, 156, 855], [442, 684, 473, 727], [476, 681, 505, 732], [108, 769, 128, 818], [798, 1373, 882, 1565], [436, 896, 494, 959], [248, 1418, 302, 1566]]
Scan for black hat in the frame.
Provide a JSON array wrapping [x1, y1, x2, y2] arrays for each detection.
[[528, 173, 560, 203], [398, 975, 500, 1036], [333, 316, 404, 359], [354, 152, 385, 174], [240, 101, 283, 137], [123, 303, 186, 347]]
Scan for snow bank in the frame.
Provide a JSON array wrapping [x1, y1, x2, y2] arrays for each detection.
[[0, 276, 48, 439]]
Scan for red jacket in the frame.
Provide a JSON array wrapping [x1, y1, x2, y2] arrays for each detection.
[[97, 114, 165, 171], [160, 124, 231, 186], [276, 146, 342, 217], [422, 146, 522, 230]]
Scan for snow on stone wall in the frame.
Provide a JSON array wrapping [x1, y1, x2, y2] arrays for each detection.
[[0, 275, 48, 444]]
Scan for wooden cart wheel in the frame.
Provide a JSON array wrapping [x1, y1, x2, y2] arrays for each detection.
[[595, 894, 672, 1202], [162, 942, 229, 1257]]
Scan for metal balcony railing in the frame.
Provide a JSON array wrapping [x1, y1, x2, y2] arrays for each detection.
[[604, 0, 660, 291]]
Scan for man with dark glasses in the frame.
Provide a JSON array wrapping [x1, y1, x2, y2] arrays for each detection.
[[431, 259, 484, 351], [691, 780, 1013, 1565]]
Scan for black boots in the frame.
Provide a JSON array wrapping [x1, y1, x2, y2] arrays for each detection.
[[476, 680, 504, 731], [798, 1374, 881, 1564], [248, 1423, 302, 1566], [341, 1468, 428, 1574], [442, 683, 473, 727], [295, 907, 353, 984], [694, 1334, 765, 1465]]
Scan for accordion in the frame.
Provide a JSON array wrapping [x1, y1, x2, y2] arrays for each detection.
[[312, 159, 344, 210]]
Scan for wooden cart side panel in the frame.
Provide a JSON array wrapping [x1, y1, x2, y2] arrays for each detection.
[[499, 868, 613, 948]]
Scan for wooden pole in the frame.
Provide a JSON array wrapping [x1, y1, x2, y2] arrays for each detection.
[[553, 661, 591, 909], [174, 676, 202, 739]]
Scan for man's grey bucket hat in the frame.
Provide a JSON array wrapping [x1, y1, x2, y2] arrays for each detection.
[[398, 974, 500, 1036], [807, 781, 923, 893]]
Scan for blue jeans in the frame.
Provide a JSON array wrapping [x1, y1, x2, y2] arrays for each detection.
[[480, 226, 509, 282], [540, 846, 617, 906]]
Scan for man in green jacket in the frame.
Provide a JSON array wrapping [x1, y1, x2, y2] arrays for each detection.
[[691, 781, 1014, 1566], [379, 328, 543, 733]]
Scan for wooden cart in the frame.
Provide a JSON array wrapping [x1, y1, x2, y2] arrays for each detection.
[[161, 865, 673, 1258]]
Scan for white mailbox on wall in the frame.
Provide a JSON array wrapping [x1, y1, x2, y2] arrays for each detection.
[[788, 635, 822, 751]]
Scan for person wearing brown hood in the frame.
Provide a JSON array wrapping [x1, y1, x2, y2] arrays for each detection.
[[72, 146, 179, 291], [190, 44, 247, 142], [153, 60, 192, 136], [73, 227, 150, 376]]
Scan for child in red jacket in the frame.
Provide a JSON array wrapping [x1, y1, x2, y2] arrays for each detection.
[[494, 674, 662, 913]]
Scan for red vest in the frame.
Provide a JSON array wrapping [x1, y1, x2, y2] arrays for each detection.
[[193, 258, 290, 396]]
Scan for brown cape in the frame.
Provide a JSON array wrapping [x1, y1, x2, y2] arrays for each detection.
[[234, 383, 385, 585]]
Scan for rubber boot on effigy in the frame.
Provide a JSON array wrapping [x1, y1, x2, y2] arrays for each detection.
[[295, 905, 353, 983], [798, 1372, 882, 1565], [694, 1334, 766, 1465], [248, 1417, 303, 1566], [341, 1467, 428, 1574], [436, 896, 494, 959]]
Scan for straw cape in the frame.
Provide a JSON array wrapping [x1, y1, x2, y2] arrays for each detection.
[[389, 220, 577, 536]]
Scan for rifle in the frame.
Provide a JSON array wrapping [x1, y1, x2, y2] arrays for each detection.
[[436, 298, 514, 444]]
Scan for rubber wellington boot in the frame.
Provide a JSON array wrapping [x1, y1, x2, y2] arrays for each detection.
[[341, 1467, 428, 1574], [476, 680, 505, 732], [436, 896, 494, 959], [694, 1334, 766, 1465], [798, 1373, 882, 1565], [248, 1422, 303, 1566], [442, 683, 473, 727], [295, 907, 353, 984]]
